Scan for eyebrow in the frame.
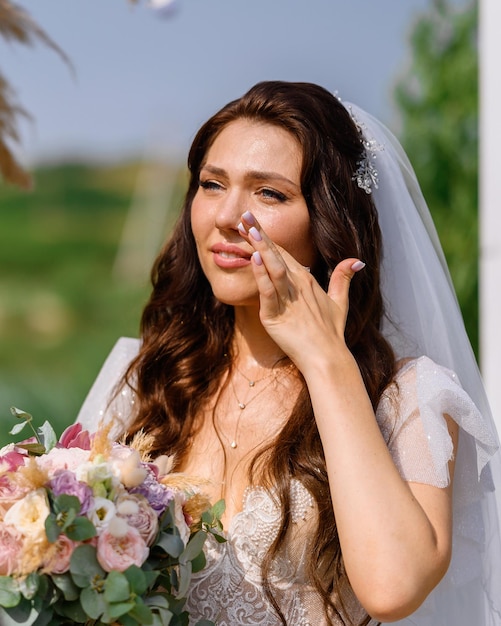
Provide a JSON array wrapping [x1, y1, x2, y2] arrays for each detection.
[[200, 164, 300, 191]]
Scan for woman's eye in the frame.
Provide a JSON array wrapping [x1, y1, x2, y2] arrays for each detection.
[[260, 188, 287, 202], [199, 180, 223, 191]]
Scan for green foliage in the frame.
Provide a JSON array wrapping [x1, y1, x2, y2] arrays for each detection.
[[394, 0, 479, 354], [45, 493, 96, 543], [0, 505, 223, 625], [9, 406, 57, 454], [0, 161, 184, 446]]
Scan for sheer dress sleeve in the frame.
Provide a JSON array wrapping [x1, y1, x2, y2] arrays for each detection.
[[76, 337, 140, 439], [376, 357, 501, 625]]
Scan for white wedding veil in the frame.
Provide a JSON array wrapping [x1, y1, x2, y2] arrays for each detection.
[[346, 103, 501, 625]]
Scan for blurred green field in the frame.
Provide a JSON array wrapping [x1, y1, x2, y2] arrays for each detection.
[[0, 160, 185, 446]]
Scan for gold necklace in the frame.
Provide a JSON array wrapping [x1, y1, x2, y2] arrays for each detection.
[[235, 364, 276, 388], [227, 365, 294, 449]]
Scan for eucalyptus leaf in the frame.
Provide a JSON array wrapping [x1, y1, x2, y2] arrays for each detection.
[[142, 568, 160, 591], [210, 499, 225, 519], [80, 586, 106, 620], [10, 406, 33, 421], [16, 442, 46, 456], [120, 614, 141, 626], [19, 572, 40, 600], [0, 598, 35, 624], [156, 532, 184, 558], [65, 516, 96, 542], [70, 544, 105, 588], [9, 421, 28, 436], [145, 595, 171, 610], [159, 504, 175, 529], [210, 529, 227, 544], [179, 531, 206, 565], [190, 549, 206, 573], [53, 494, 81, 515], [152, 608, 173, 625], [45, 513, 61, 543], [123, 565, 149, 596], [51, 574, 80, 602], [0, 576, 21, 608], [104, 570, 130, 603], [53, 598, 88, 622], [129, 599, 154, 624], [30, 608, 54, 626], [176, 562, 192, 598], [106, 600, 135, 620], [37, 420, 57, 452]]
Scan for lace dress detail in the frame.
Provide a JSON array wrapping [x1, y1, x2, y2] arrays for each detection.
[[185, 480, 322, 625]]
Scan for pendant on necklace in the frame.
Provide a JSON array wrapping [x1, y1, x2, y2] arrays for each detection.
[[238, 402, 246, 409], [230, 441, 238, 449], [249, 381, 255, 387]]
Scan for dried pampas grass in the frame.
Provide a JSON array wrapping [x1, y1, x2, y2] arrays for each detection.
[[0, 0, 70, 188]]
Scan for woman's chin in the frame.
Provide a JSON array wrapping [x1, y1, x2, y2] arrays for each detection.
[[211, 288, 260, 309]]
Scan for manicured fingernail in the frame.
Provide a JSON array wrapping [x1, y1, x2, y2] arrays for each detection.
[[249, 226, 262, 242], [252, 251, 263, 265], [237, 222, 246, 236], [242, 211, 255, 224], [351, 260, 366, 272]]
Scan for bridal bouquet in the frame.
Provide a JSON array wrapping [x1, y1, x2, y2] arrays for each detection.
[[0, 408, 224, 625]]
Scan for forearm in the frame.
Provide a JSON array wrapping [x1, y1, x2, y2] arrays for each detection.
[[303, 350, 452, 620]]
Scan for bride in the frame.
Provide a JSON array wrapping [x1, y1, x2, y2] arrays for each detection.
[[78, 81, 501, 625]]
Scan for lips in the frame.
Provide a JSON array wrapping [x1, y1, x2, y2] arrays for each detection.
[[211, 243, 252, 268]]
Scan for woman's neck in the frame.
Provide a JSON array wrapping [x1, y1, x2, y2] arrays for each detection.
[[232, 306, 286, 368]]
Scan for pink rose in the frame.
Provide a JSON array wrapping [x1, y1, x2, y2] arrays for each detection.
[[0, 474, 30, 514], [0, 523, 23, 575], [116, 494, 159, 546], [97, 522, 149, 572], [58, 423, 91, 450], [0, 445, 28, 471], [36, 447, 91, 477], [43, 534, 77, 574]]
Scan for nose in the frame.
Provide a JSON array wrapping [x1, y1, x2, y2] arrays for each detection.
[[214, 188, 246, 232]]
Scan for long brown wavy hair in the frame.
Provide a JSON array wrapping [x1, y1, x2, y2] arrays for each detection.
[[124, 81, 395, 625]]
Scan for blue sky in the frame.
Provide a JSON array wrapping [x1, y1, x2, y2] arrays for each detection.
[[1, 0, 467, 165]]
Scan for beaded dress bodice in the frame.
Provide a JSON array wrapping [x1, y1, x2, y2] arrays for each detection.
[[185, 480, 341, 625]]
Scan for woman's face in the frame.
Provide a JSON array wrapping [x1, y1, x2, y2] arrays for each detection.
[[191, 119, 315, 308]]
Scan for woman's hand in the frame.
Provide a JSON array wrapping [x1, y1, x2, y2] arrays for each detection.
[[237, 210, 365, 371], [238, 210, 455, 621]]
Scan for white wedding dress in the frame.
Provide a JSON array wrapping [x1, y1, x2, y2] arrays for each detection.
[[77, 338, 500, 626]]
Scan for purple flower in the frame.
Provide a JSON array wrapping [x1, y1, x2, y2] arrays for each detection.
[[130, 467, 174, 515], [48, 470, 94, 515]]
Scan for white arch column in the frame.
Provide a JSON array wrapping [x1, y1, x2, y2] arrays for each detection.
[[479, 0, 501, 430]]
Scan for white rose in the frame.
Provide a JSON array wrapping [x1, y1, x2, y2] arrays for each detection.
[[4, 488, 50, 541]]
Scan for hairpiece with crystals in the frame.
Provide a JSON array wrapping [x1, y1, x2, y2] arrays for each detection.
[[335, 93, 383, 194], [347, 105, 383, 194]]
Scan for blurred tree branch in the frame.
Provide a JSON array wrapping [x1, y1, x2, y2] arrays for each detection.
[[0, 0, 70, 188]]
